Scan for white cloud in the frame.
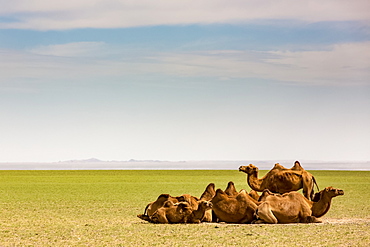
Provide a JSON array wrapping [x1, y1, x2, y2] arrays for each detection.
[[30, 42, 106, 57], [1, 41, 370, 86], [149, 42, 370, 85], [0, 0, 369, 30]]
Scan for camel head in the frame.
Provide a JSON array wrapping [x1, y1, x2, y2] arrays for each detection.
[[198, 200, 213, 210], [313, 186, 344, 201], [239, 164, 258, 175]]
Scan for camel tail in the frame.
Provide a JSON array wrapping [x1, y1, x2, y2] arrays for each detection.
[[312, 176, 319, 192]]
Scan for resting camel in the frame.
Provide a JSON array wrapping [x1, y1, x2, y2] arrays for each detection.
[[255, 186, 344, 224], [150, 201, 193, 224], [198, 183, 216, 222], [239, 161, 319, 200], [137, 194, 179, 221], [186, 201, 213, 223], [137, 183, 215, 223], [211, 183, 259, 223]]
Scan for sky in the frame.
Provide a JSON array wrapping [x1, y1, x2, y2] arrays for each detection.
[[0, 0, 370, 163]]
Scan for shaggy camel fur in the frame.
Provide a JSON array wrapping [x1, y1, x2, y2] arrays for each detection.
[[177, 194, 200, 211], [224, 181, 238, 196], [186, 201, 213, 223], [255, 186, 344, 224], [198, 183, 216, 222], [239, 161, 319, 200], [138, 183, 215, 223], [310, 187, 344, 217], [137, 194, 179, 221], [199, 183, 216, 201], [150, 201, 193, 224], [211, 184, 259, 223], [224, 181, 260, 199], [248, 190, 260, 201]]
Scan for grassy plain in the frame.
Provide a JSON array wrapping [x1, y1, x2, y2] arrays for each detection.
[[0, 169, 369, 246]]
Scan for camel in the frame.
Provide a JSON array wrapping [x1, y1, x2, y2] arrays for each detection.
[[239, 161, 319, 200], [177, 194, 200, 211], [138, 183, 215, 223], [137, 194, 179, 221], [150, 201, 193, 224], [186, 201, 213, 223], [211, 184, 259, 223], [255, 186, 344, 224], [310, 187, 344, 217], [198, 183, 216, 222]]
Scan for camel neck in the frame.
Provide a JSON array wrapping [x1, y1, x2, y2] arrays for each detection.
[[311, 195, 332, 218], [192, 207, 206, 221], [247, 172, 263, 191]]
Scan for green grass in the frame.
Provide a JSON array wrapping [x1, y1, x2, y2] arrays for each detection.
[[0, 170, 369, 246]]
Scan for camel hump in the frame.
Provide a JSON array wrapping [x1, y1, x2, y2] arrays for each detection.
[[215, 188, 225, 195], [292, 161, 304, 170], [273, 163, 285, 170], [225, 181, 238, 196], [200, 183, 216, 201]]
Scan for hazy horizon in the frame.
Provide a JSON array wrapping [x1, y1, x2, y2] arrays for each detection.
[[0, 159, 369, 171]]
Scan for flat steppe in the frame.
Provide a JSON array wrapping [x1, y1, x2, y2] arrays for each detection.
[[0, 170, 368, 246]]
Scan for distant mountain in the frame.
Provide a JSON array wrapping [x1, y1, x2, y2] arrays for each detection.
[[62, 158, 104, 163]]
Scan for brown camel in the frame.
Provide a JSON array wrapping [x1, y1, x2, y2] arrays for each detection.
[[177, 194, 200, 211], [150, 201, 193, 224], [239, 161, 319, 200], [198, 183, 216, 222], [186, 201, 213, 223], [211, 184, 259, 223], [310, 187, 344, 217], [137, 194, 179, 221], [255, 186, 344, 224], [138, 183, 215, 223]]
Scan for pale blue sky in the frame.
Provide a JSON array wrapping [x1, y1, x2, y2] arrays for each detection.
[[1, 1, 369, 162]]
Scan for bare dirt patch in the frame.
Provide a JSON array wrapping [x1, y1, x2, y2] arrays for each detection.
[[322, 218, 370, 224]]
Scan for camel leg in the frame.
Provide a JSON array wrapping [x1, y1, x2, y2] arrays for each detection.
[[303, 177, 314, 200], [302, 216, 322, 223], [137, 214, 150, 221], [256, 202, 278, 224]]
